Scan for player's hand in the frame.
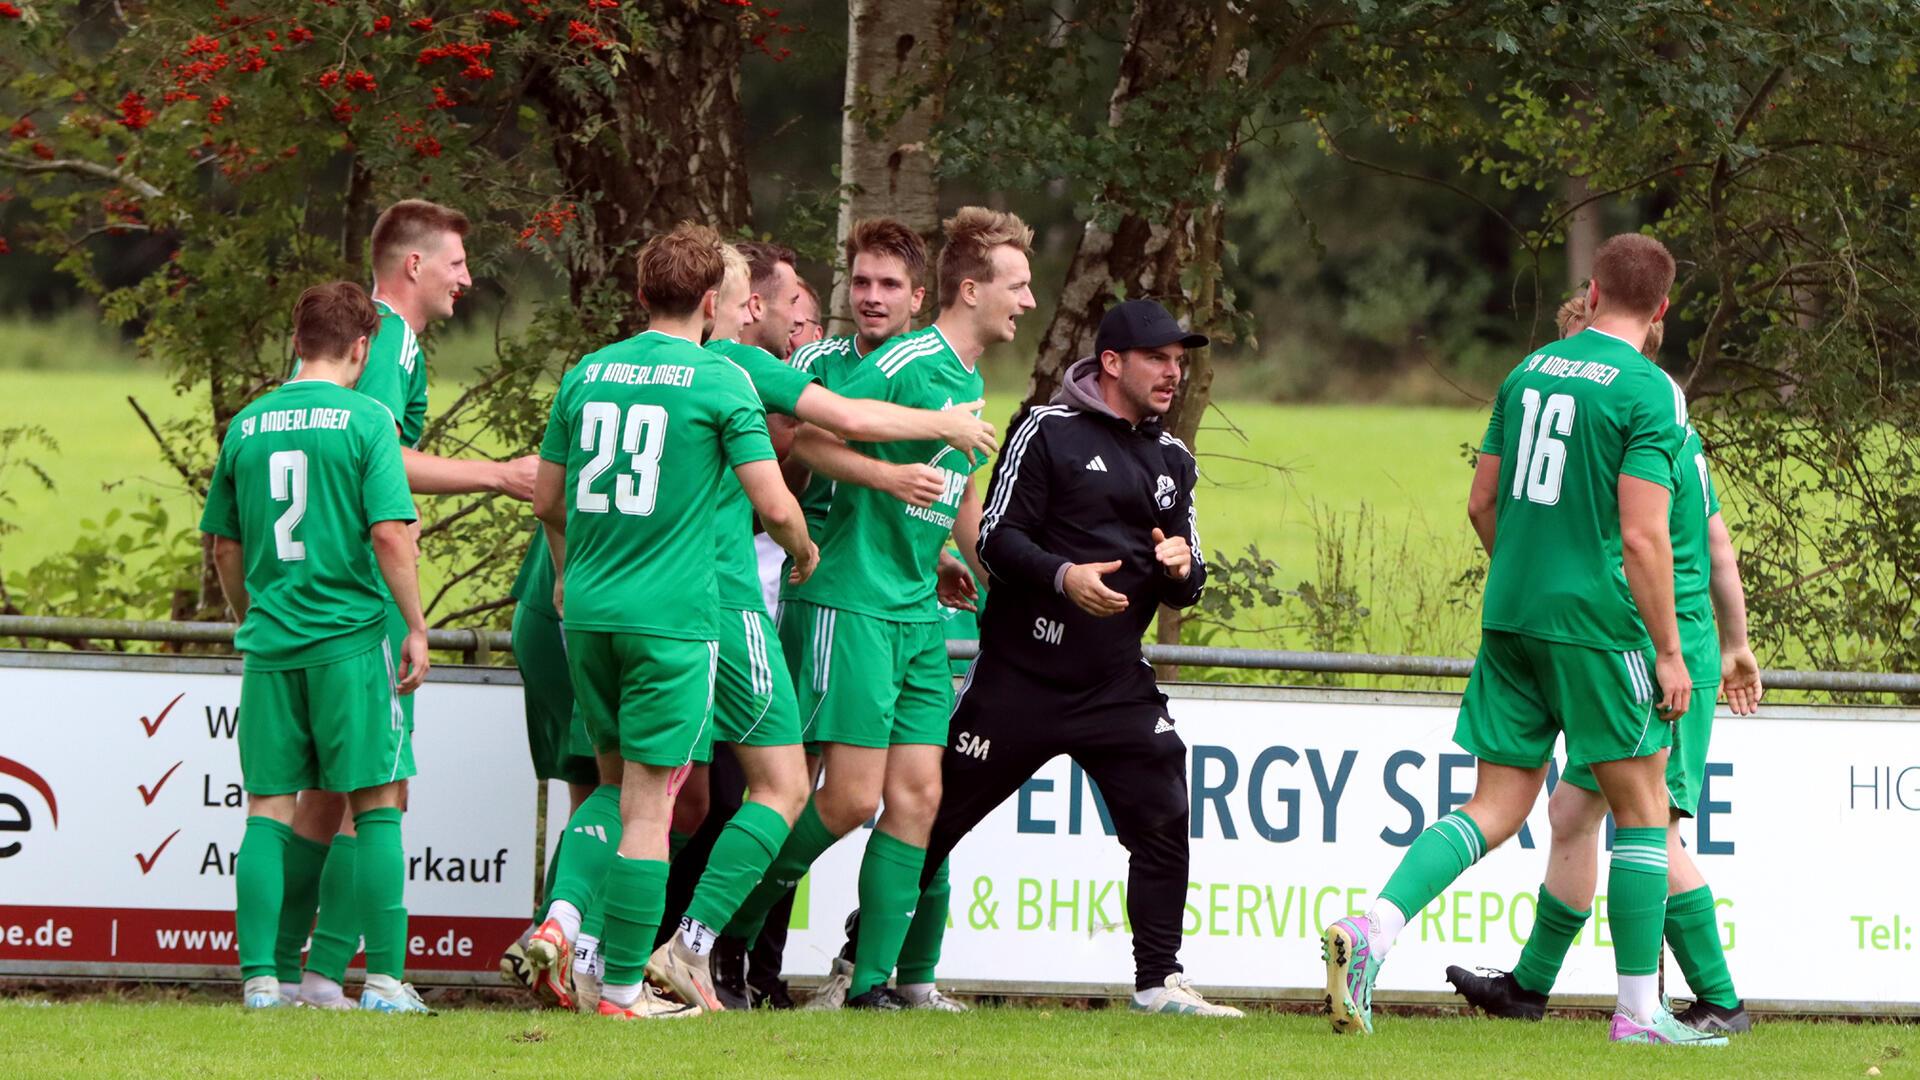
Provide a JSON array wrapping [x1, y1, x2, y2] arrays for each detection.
[[1063, 560, 1128, 617], [396, 628, 430, 695], [885, 463, 947, 509], [495, 455, 541, 502], [937, 551, 978, 612], [1151, 527, 1191, 580], [938, 399, 998, 457], [551, 577, 565, 619], [1720, 644, 1763, 715], [787, 539, 820, 585], [1653, 649, 1691, 721]]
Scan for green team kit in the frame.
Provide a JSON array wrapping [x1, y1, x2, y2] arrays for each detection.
[[1456, 326, 1690, 770], [781, 324, 986, 748], [538, 329, 776, 767], [509, 533, 598, 785], [199, 380, 418, 794]]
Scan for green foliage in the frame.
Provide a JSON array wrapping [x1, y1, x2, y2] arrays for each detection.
[[5, 498, 199, 629]]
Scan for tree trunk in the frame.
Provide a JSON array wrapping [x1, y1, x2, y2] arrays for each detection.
[[527, 4, 752, 336], [1564, 173, 1599, 289], [830, 0, 957, 334]]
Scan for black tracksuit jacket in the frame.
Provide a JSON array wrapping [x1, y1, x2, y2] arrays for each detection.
[[974, 357, 1206, 690]]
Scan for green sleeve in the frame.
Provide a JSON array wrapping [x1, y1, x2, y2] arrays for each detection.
[[355, 330, 412, 441], [715, 368, 777, 469], [358, 418, 419, 527], [1620, 369, 1685, 489], [538, 378, 572, 465], [731, 343, 817, 417], [199, 435, 241, 540]]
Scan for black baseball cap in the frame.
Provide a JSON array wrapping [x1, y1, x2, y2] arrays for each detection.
[[1093, 299, 1209, 358]]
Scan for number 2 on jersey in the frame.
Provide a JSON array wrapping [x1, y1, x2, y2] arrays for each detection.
[[269, 449, 307, 561], [576, 401, 668, 515], [1510, 388, 1576, 505]]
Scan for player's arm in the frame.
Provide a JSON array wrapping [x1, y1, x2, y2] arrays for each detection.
[[1466, 452, 1501, 556], [952, 474, 988, 588], [210, 536, 248, 621], [531, 458, 568, 614], [736, 459, 817, 584], [400, 447, 539, 501], [1619, 474, 1688, 720], [370, 520, 429, 693], [1154, 452, 1206, 608], [1707, 511, 1762, 714], [788, 424, 946, 509], [793, 384, 997, 456]]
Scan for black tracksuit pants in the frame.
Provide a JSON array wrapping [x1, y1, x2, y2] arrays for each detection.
[[923, 654, 1191, 991]]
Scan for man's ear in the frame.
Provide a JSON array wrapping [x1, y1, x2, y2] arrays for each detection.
[[703, 289, 718, 321], [1585, 278, 1600, 312], [1654, 296, 1670, 323], [745, 291, 764, 321], [909, 286, 927, 315], [352, 335, 371, 366], [406, 252, 423, 282], [1100, 349, 1123, 378]]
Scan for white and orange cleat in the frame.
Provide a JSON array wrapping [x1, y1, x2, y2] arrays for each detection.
[[523, 917, 575, 1011], [597, 984, 698, 1020], [645, 937, 725, 1013]]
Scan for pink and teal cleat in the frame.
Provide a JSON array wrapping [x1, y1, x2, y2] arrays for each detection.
[[1322, 916, 1380, 1035], [1609, 1005, 1729, 1046]]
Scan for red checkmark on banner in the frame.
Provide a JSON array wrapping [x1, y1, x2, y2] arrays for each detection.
[[136, 829, 181, 874], [139, 693, 185, 738], [138, 761, 184, 806]]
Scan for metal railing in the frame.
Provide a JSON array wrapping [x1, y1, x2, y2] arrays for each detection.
[[3, 613, 1917, 694]]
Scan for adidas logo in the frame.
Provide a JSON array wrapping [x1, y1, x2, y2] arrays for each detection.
[[1085, 455, 1108, 472], [1153, 717, 1175, 734], [571, 824, 609, 842]]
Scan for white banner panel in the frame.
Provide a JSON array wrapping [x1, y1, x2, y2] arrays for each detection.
[[0, 657, 536, 979]]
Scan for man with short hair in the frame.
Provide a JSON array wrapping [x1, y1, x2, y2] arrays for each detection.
[[736, 240, 804, 360], [897, 298, 1236, 1017], [788, 279, 825, 356], [1444, 293, 1763, 1036], [714, 207, 1034, 1011], [284, 199, 541, 1011], [1322, 233, 1718, 1046], [203, 281, 432, 1014]]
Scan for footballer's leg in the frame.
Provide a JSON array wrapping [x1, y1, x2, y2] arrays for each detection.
[[287, 791, 360, 1009], [1326, 630, 1551, 1035], [272, 803, 330, 1000], [234, 662, 311, 1008], [1662, 683, 1748, 1034]]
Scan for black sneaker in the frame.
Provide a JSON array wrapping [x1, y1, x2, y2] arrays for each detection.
[[1675, 998, 1751, 1035], [749, 978, 795, 1010], [711, 935, 750, 1011], [1444, 966, 1547, 1021], [847, 985, 908, 1011]]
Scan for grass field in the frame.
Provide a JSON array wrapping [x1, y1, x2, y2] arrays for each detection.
[[0, 998, 1910, 1079], [0, 365, 1489, 655]]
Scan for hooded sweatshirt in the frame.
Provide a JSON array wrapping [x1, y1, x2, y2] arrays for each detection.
[[973, 355, 1206, 688]]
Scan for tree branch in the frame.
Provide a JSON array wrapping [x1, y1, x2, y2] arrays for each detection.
[[127, 395, 203, 495], [0, 152, 164, 200]]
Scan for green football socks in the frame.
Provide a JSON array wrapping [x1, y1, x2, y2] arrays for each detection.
[[600, 856, 669, 988], [724, 800, 838, 940], [1512, 884, 1592, 995], [849, 830, 927, 998], [896, 858, 951, 985], [1608, 827, 1669, 977], [235, 816, 292, 981], [1667, 884, 1739, 1007], [352, 808, 407, 980], [1379, 810, 1488, 924], [548, 784, 623, 914], [303, 833, 360, 983], [683, 801, 791, 934], [273, 833, 328, 982]]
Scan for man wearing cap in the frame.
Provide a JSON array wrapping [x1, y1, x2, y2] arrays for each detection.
[[906, 298, 1236, 1016]]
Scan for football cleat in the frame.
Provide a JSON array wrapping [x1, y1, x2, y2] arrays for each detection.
[[242, 976, 289, 1009], [499, 938, 534, 990], [523, 917, 575, 1011], [905, 986, 971, 1013], [1129, 974, 1244, 1017], [1609, 1004, 1729, 1046], [1322, 916, 1380, 1035], [803, 956, 854, 1011], [359, 981, 435, 1015], [596, 985, 698, 1020], [645, 937, 724, 1012], [711, 935, 752, 1011], [1674, 999, 1752, 1036], [846, 985, 909, 1011], [1444, 966, 1547, 1021]]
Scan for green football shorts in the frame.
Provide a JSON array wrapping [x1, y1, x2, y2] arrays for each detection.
[[1455, 629, 1673, 769], [510, 603, 599, 785], [239, 639, 413, 795], [566, 629, 717, 768], [382, 603, 416, 731], [710, 607, 802, 750], [1561, 678, 1718, 816], [778, 599, 951, 749]]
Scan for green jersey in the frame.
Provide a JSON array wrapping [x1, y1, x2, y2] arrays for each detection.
[[1672, 422, 1722, 683], [292, 299, 428, 446], [538, 329, 776, 639], [510, 528, 558, 620], [706, 338, 817, 614], [199, 379, 417, 670], [788, 333, 873, 538], [794, 324, 985, 622], [1479, 327, 1689, 651]]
